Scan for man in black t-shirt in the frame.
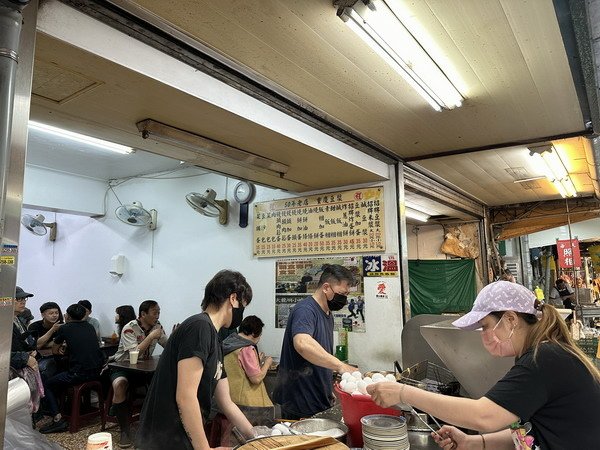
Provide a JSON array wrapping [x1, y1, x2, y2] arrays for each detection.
[[39, 304, 104, 434], [28, 301, 64, 352], [136, 270, 256, 450]]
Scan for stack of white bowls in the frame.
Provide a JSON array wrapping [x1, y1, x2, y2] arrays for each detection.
[[361, 414, 409, 450]]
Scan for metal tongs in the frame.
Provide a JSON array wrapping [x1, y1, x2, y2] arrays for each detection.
[[409, 406, 443, 438]]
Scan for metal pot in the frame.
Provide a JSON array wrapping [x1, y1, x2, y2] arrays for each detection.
[[289, 418, 348, 443]]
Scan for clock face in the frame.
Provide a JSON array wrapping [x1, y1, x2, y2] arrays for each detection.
[[234, 181, 255, 204]]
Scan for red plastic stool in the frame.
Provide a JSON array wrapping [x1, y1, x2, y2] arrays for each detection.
[[61, 380, 105, 433]]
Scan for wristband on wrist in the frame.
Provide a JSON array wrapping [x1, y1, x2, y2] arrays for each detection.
[[399, 383, 406, 403]]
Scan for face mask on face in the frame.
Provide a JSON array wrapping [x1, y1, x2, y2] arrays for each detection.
[[228, 304, 245, 330], [326, 287, 348, 312], [481, 315, 516, 357]]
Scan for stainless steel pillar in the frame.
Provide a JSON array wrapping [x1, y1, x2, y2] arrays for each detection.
[[0, 0, 36, 445], [396, 163, 411, 321]]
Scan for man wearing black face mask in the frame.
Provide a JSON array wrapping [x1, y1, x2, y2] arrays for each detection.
[[136, 270, 255, 450], [274, 264, 357, 420]]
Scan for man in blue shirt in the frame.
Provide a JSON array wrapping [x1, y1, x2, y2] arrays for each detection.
[[274, 264, 356, 419]]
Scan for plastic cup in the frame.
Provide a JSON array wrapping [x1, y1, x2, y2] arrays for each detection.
[[129, 350, 139, 365], [86, 432, 112, 450]]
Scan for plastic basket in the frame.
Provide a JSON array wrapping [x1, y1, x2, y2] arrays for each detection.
[[334, 383, 401, 447], [399, 360, 460, 396]]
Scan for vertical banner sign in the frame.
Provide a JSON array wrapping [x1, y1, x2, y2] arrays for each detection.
[[254, 187, 385, 257], [557, 239, 581, 269]]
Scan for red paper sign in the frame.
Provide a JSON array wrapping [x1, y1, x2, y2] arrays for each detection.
[[557, 239, 581, 268]]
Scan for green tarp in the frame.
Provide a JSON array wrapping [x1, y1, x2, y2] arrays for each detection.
[[408, 259, 476, 315]]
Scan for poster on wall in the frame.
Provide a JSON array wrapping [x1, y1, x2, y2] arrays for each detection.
[[254, 186, 385, 257], [275, 256, 366, 332], [363, 254, 399, 277], [364, 276, 400, 303]]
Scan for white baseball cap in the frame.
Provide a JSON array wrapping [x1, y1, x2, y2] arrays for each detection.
[[452, 281, 537, 331]]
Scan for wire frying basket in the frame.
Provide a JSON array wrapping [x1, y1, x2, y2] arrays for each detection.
[[399, 360, 460, 396]]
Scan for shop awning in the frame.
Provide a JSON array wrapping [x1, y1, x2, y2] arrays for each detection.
[[490, 198, 600, 241]]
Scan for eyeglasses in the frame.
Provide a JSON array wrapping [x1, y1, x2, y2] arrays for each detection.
[[15, 298, 27, 303]]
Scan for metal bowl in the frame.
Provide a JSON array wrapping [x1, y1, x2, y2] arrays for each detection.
[[289, 418, 348, 442]]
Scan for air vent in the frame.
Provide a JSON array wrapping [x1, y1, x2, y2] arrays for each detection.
[[32, 59, 102, 104]]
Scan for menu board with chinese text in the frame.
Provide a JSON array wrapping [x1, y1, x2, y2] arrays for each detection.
[[254, 186, 385, 257]]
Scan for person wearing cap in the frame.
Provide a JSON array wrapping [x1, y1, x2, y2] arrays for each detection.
[[15, 286, 34, 328], [367, 281, 600, 450], [78, 299, 101, 339], [11, 286, 38, 371]]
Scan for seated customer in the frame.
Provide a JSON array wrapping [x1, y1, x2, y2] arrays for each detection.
[[11, 286, 38, 371], [78, 300, 101, 339], [114, 305, 136, 339], [28, 302, 64, 381], [28, 302, 64, 353], [39, 304, 104, 434], [222, 315, 274, 426], [110, 300, 167, 448]]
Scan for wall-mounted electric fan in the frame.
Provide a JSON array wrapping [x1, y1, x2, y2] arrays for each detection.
[[115, 201, 157, 230], [186, 189, 228, 225], [21, 214, 57, 241]]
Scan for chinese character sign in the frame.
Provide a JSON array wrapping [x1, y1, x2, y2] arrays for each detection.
[[362, 254, 399, 277], [557, 239, 581, 269], [253, 187, 385, 257]]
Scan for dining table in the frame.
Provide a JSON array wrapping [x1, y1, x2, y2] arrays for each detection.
[[108, 355, 161, 373]]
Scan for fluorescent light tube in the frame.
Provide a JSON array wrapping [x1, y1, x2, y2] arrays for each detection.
[[28, 121, 134, 154], [136, 119, 289, 177], [528, 145, 577, 198], [338, 0, 463, 111], [405, 207, 429, 222], [561, 177, 577, 198], [540, 149, 567, 181], [551, 179, 568, 198]]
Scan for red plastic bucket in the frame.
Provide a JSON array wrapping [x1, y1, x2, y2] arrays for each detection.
[[334, 383, 402, 447]]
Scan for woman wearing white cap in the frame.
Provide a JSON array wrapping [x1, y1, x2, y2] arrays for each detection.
[[367, 281, 600, 450]]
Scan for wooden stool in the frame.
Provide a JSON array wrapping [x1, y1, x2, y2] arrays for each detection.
[[61, 380, 105, 433]]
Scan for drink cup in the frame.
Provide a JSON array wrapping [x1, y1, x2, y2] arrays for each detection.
[[86, 432, 112, 450], [129, 349, 139, 365]]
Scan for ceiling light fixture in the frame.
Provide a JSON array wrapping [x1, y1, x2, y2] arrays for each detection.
[[28, 121, 134, 155], [529, 145, 577, 198], [336, 0, 463, 111], [136, 119, 289, 178], [405, 207, 429, 222]]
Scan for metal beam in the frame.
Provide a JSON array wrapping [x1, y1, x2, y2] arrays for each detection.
[[58, 0, 399, 166], [38, 0, 390, 182], [0, 0, 37, 442], [404, 129, 592, 162], [403, 166, 485, 218]]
